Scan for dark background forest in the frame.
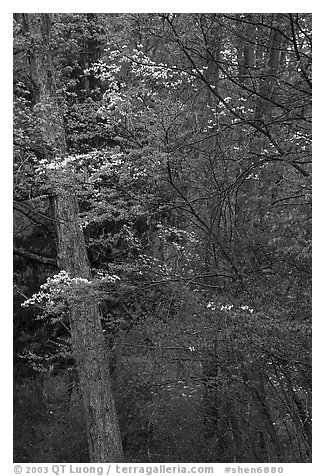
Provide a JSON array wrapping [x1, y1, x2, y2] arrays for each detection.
[[13, 13, 311, 463]]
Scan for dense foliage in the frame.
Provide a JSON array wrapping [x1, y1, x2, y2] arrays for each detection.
[[13, 13, 311, 463]]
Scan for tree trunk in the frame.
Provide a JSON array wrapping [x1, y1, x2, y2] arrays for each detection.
[[20, 13, 123, 462]]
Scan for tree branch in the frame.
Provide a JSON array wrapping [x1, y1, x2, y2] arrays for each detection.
[[14, 246, 58, 267], [14, 200, 54, 231]]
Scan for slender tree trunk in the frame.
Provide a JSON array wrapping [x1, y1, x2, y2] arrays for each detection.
[[236, 14, 255, 86], [19, 13, 123, 462], [255, 13, 282, 121]]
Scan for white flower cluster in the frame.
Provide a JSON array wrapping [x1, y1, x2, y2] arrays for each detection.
[[91, 47, 192, 100], [156, 224, 198, 244], [36, 157, 70, 174], [207, 301, 216, 311], [131, 166, 147, 180], [36, 149, 125, 184], [220, 304, 234, 311], [21, 290, 52, 308], [22, 270, 121, 311], [240, 305, 254, 314], [21, 270, 74, 309], [87, 59, 121, 91], [36, 153, 93, 175], [98, 274, 121, 283], [206, 302, 254, 314]]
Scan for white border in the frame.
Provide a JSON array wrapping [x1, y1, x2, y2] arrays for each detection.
[[3, 5, 321, 475]]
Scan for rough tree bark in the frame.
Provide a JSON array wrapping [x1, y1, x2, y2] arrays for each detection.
[[19, 13, 123, 462]]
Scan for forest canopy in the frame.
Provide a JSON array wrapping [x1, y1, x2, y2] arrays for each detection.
[[13, 13, 311, 464]]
